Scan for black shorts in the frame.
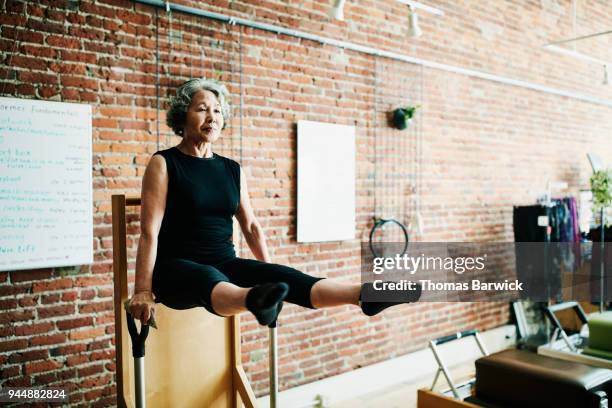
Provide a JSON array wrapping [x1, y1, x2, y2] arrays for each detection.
[[152, 256, 325, 315]]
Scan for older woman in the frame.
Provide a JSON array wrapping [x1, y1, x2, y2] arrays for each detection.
[[127, 78, 420, 327]]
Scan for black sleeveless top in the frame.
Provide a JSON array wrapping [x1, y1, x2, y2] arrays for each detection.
[[154, 147, 240, 265]]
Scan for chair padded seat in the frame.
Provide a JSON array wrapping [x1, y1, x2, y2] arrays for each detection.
[[472, 349, 612, 408], [583, 346, 612, 361], [588, 311, 612, 353]]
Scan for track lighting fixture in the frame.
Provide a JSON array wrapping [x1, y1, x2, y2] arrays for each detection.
[[407, 5, 422, 38], [328, 0, 346, 21], [396, 1, 444, 37]]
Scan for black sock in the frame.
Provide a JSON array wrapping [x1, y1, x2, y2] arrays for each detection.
[[245, 282, 289, 326], [359, 281, 422, 317]]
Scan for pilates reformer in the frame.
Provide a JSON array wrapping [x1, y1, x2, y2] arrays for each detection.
[[428, 330, 488, 400], [419, 324, 612, 408], [113, 195, 283, 408], [537, 301, 612, 369], [418, 329, 487, 408]]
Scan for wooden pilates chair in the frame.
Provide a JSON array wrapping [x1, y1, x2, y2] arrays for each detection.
[[112, 195, 258, 408]]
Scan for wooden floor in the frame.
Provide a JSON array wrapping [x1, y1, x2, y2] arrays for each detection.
[[331, 362, 474, 408]]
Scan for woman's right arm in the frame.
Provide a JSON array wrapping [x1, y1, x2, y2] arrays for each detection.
[[128, 154, 168, 324]]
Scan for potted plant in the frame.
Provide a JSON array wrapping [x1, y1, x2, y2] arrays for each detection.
[[590, 168, 612, 226], [391, 105, 419, 130]]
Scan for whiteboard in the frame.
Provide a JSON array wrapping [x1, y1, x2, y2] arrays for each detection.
[[297, 120, 355, 242], [0, 97, 92, 272]]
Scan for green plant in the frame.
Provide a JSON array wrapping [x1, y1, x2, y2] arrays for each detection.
[[391, 105, 420, 130], [590, 169, 612, 210]]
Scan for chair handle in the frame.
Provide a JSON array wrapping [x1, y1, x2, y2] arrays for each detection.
[[126, 310, 149, 358]]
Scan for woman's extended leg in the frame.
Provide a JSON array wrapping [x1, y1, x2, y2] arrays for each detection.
[[214, 258, 366, 309], [213, 258, 421, 316], [309, 279, 360, 308]]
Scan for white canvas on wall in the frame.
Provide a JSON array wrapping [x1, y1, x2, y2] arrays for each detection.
[[297, 120, 355, 242], [0, 97, 93, 272]]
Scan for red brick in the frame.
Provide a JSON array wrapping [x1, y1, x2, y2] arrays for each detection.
[[24, 359, 63, 375], [78, 363, 104, 377], [75, 276, 111, 287], [46, 35, 81, 49], [61, 88, 80, 101], [32, 278, 73, 292], [48, 62, 87, 75], [0, 339, 29, 352], [66, 354, 90, 366], [69, 326, 105, 340], [7, 1, 26, 13], [5, 377, 32, 387], [67, 12, 86, 25], [115, 9, 151, 25], [60, 75, 98, 90], [27, 18, 65, 34], [79, 90, 98, 102], [57, 317, 94, 331], [29, 333, 66, 347], [16, 83, 36, 96], [58, 368, 77, 381], [37, 85, 61, 98], [51, 343, 87, 357], [0, 13, 27, 27], [96, 287, 113, 298], [41, 294, 61, 304], [84, 388, 104, 401], [0, 298, 18, 309], [88, 339, 110, 351], [91, 263, 113, 273], [61, 50, 97, 64], [0, 27, 44, 43], [10, 268, 53, 282], [68, 26, 105, 41], [0, 310, 35, 324], [45, 8, 67, 23], [8, 349, 49, 364], [61, 291, 78, 302], [79, 289, 96, 300], [90, 350, 113, 361], [38, 304, 75, 319], [33, 372, 57, 385], [20, 44, 57, 59], [0, 325, 13, 337], [84, 41, 116, 54], [92, 118, 118, 128], [1, 365, 21, 379], [14, 322, 55, 336], [79, 374, 112, 389], [26, 3, 44, 17], [79, 2, 115, 18], [18, 295, 39, 307]]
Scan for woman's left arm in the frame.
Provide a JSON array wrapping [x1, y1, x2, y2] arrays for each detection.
[[235, 167, 271, 262]]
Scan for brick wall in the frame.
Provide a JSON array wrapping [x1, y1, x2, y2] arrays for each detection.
[[1, 0, 611, 404]]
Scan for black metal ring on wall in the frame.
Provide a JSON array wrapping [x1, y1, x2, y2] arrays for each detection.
[[368, 217, 409, 258]]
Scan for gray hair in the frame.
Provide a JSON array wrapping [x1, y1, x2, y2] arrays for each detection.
[[166, 78, 231, 136]]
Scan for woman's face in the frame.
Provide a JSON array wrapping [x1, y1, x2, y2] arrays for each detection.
[[183, 89, 224, 143]]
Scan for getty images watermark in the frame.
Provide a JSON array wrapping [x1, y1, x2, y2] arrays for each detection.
[[372, 252, 523, 292], [361, 242, 612, 302]]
